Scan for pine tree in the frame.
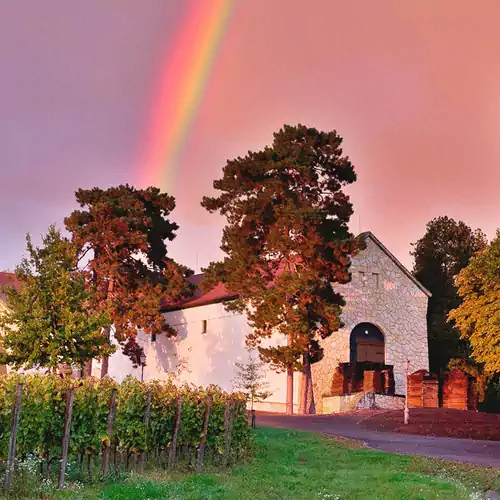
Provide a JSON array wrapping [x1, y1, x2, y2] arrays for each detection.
[[64, 185, 193, 376], [202, 124, 362, 414], [232, 348, 272, 412], [0, 226, 112, 371]]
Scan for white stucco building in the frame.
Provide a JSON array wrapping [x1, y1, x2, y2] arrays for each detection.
[[98, 232, 431, 413]]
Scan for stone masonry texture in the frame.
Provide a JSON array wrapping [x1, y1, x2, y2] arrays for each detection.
[[312, 235, 429, 413]]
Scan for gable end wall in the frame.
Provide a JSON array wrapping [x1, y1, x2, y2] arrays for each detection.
[[311, 237, 429, 412]]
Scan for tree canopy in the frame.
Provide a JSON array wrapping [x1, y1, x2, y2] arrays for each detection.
[[202, 124, 362, 413], [411, 216, 487, 373], [0, 226, 112, 371], [64, 184, 193, 375], [448, 231, 500, 374]]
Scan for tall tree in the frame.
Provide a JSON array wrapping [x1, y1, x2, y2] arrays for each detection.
[[202, 124, 362, 414], [64, 185, 193, 377], [411, 216, 487, 374], [0, 226, 112, 371], [449, 232, 500, 374]]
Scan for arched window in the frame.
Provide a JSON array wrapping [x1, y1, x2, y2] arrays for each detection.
[[349, 323, 385, 364]]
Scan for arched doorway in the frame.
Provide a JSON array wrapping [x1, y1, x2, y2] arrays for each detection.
[[349, 323, 385, 364]]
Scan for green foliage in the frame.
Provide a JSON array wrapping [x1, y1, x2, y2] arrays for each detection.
[[448, 231, 500, 374], [233, 349, 272, 411], [411, 216, 487, 373], [0, 374, 251, 466], [201, 124, 363, 410], [0, 226, 112, 371], [54, 428, 496, 499], [481, 374, 500, 413], [71, 377, 117, 456], [64, 185, 193, 366]]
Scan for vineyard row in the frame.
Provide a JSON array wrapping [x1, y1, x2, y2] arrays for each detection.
[[0, 374, 252, 491]]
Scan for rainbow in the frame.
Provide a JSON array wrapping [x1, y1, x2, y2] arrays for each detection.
[[140, 0, 233, 190]]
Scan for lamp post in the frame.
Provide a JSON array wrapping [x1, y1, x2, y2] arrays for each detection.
[[404, 358, 410, 425], [140, 352, 147, 382]]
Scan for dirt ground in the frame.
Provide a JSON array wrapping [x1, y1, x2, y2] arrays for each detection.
[[357, 408, 500, 440]]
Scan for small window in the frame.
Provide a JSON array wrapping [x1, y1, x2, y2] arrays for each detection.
[[372, 273, 379, 289], [359, 271, 366, 287], [202, 320, 207, 334], [151, 333, 157, 343]]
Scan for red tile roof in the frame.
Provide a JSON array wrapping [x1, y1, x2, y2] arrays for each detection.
[[161, 273, 237, 312], [0, 272, 19, 288], [0, 272, 20, 303]]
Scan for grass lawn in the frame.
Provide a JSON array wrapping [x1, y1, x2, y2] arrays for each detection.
[[50, 426, 499, 500]]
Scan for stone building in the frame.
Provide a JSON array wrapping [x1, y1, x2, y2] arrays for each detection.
[[0, 232, 430, 413], [312, 232, 430, 413], [100, 231, 430, 413]]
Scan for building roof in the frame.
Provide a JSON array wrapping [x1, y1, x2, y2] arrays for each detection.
[[0, 272, 20, 303], [1, 232, 430, 311], [162, 232, 431, 312], [161, 273, 237, 311]]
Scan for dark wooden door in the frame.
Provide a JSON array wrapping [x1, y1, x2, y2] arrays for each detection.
[[356, 339, 384, 363]]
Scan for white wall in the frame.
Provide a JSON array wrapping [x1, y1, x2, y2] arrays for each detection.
[[106, 301, 301, 412]]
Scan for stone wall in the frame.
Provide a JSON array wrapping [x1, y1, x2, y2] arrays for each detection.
[[312, 235, 429, 413], [322, 393, 405, 413]]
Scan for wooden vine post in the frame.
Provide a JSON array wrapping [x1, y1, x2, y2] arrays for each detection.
[[58, 388, 76, 489], [138, 392, 152, 473], [196, 394, 212, 473], [222, 399, 234, 467], [101, 388, 118, 477], [4, 383, 23, 493], [168, 395, 183, 469]]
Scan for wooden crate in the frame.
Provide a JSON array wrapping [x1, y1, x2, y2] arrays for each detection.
[[363, 370, 382, 393], [408, 370, 438, 408], [381, 369, 395, 395], [422, 379, 439, 408], [443, 369, 475, 410], [331, 367, 346, 396]]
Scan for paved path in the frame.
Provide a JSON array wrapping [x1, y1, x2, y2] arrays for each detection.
[[257, 413, 500, 468]]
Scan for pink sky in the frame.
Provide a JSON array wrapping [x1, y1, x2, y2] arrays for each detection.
[[1, 1, 499, 273]]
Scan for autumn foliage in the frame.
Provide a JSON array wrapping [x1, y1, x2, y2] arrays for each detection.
[[202, 124, 363, 413], [64, 185, 193, 373], [449, 231, 500, 374]]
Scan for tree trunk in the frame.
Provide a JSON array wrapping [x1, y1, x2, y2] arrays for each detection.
[[286, 333, 294, 414], [100, 278, 115, 379], [286, 366, 294, 415], [100, 331, 110, 379], [301, 347, 316, 415], [83, 360, 92, 378], [298, 372, 305, 415]]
